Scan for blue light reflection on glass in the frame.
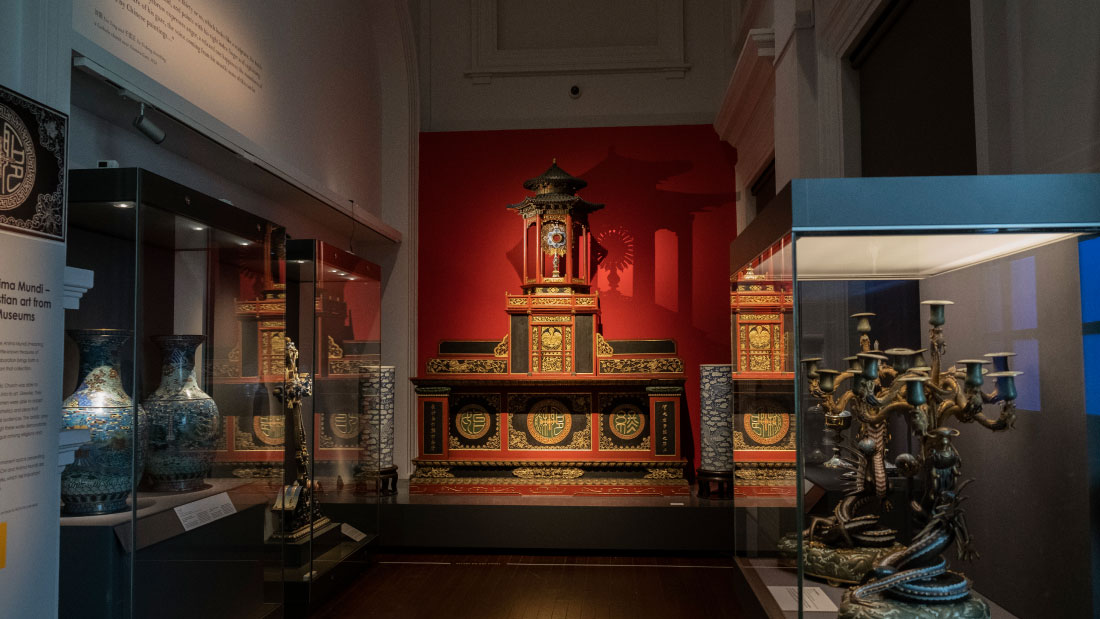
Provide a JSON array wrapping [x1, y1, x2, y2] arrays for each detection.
[[1011, 338, 1041, 412], [1080, 236, 1100, 323], [1081, 236, 1100, 415], [1010, 256, 1038, 331]]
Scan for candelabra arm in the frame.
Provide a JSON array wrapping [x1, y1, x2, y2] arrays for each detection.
[[979, 389, 1001, 404], [836, 390, 856, 415], [879, 367, 898, 385], [925, 376, 957, 398], [873, 379, 908, 407], [873, 401, 914, 425], [968, 404, 1016, 431], [937, 402, 962, 429]]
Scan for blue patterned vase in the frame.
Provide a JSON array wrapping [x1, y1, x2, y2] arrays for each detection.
[[61, 329, 147, 515], [699, 364, 733, 472], [143, 335, 221, 492]]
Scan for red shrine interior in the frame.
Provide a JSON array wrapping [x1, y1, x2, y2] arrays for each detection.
[[418, 124, 738, 471]]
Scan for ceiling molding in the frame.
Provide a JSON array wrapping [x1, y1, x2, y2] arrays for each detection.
[[817, 0, 886, 58], [464, 0, 690, 83], [714, 28, 776, 184]]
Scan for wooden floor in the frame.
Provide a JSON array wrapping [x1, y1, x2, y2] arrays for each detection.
[[313, 552, 746, 619]]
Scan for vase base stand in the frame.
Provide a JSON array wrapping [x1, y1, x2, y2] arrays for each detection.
[[696, 468, 733, 499]]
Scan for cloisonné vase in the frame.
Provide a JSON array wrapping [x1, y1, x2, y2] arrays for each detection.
[[143, 335, 221, 492], [61, 329, 146, 515]]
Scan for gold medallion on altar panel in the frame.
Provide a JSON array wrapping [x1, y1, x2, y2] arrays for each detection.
[[747, 324, 772, 349], [328, 411, 360, 440], [743, 402, 790, 445], [527, 399, 572, 444], [252, 415, 286, 446], [540, 326, 563, 350], [608, 404, 645, 440], [455, 404, 492, 440]]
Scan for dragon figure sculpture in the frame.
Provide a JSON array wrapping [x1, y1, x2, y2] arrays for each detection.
[[796, 300, 1020, 618]]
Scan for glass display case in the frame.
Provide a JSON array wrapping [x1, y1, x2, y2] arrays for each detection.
[[283, 239, 383, 612], [59, 168, 382, 618], [731, 175, 1100, 618]]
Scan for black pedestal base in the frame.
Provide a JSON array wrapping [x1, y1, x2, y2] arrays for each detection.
[[356, 465, 398, 496], [696, 468, 733, 499]]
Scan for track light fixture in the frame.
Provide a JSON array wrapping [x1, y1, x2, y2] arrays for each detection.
[[132, 102, 165, 144]]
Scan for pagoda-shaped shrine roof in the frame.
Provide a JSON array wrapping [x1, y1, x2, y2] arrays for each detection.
[[507, 160, 604, 216]]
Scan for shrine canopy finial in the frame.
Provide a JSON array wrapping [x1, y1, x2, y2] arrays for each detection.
[[508, 160, 604, 217]]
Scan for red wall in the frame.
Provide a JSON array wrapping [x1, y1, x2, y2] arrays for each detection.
[[418, 125, 737, 470]]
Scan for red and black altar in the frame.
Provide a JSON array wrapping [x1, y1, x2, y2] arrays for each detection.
[[411, 162, 688, 495]]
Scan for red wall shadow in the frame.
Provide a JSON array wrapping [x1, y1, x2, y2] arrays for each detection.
[[418, 124, 737, 470]]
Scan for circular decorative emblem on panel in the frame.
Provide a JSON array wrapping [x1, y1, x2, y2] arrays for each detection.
[[748, 325, 772, 349], [328, 412, 360, 440], [540, 326, 563, 351], [455, 404, 491, 440], [608, 403, 645, 440], [742, 400, 789, 445], [527, 399, 572, 444], [0, 103, 37, 211], [252, 415, 286, 446], [541, 221, 567, 254]]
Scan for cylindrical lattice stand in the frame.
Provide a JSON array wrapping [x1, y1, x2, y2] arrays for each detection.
[[356, 365, 398, 495], [697, 364, 733, 499]]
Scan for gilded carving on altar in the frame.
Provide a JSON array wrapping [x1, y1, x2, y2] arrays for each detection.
[[493, 335, 509, 357], [598, 358, 684, 374], [512, 467, 584, 479], [426, 358, 508, 373], [596, 333, 614, 357]]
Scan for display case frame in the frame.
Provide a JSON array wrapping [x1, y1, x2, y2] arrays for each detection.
[[730, 174, 1100, 618], [61, 168, 366, 619]]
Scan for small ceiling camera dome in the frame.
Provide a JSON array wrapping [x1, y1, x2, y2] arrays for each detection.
[[569, 85, 581, 99]]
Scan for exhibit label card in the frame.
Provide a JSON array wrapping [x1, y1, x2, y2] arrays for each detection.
[[341, 522, 367, 542], [174, 492, 237, 532], [0, 84, 67, 618], [767, 586, 839, 612]]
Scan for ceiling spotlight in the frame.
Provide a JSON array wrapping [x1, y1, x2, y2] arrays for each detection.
[[113, 202, 133, 209], [133, 103, 166, 144], [238, 241, 251, 246], [191, 225, 205, 231]]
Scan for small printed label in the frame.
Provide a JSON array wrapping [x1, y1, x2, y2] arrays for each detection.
[[341, 522, 367, 542], [174, 492, 237, 532], [767, 586, 838, 612]]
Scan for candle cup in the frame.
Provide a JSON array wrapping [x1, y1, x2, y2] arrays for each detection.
[[851, 312, 875, 335], [911, 348, 929, 368], [899, 375, 929, 406], [857, 352, 888, 380], [921, 300, 955, 327], [885, 347, 916, 372], [844, 355, 863, 372], [984, 352, 1016, 373], [816, 369, 840, 393], [988, 370, 1022, 402], [801, 357, 823, 380], [958, 359, 991, 388]]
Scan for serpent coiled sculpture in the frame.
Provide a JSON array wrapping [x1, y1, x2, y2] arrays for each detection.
[[800, 300, 1020, 618]]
